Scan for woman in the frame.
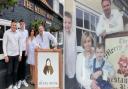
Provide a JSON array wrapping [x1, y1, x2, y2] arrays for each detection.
[[43, 58, 54, 75], [26, 28, 38, 85], [76, 32, 100, 89]]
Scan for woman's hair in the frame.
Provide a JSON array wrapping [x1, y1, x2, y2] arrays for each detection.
[[81, 32, 94, 48], [43, 58, 54, 75], [28, 27, 36, 36]]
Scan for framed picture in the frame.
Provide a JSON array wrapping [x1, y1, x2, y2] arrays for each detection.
[[105, 31, 128, 89], [35, 49, 62, 89]]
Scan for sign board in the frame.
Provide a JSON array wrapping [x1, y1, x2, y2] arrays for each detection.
[[35, 49, 62, 89]]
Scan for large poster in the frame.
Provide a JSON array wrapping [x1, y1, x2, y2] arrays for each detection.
[[35, 49, 62, 89], [105, 36, 128, 89]]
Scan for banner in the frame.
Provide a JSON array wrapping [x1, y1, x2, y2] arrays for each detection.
[[35, 49, 62, 89], [105, 36, 128, 89]]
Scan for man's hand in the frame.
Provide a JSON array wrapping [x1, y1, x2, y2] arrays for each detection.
[[101, 30, 106, 38], [19, 56, 22, 62], [4, 56, 9, 63]]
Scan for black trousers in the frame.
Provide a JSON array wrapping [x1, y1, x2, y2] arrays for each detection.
[[6, 55, 19, 87], [18, 51, 27, 81]]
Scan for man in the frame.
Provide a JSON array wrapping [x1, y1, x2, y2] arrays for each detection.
[[36, 24, 57, 48], [3, 19, 22, 89], [64, 11, 77, 89], [96, 0, 124, 41], [17, 19, 29, 88]]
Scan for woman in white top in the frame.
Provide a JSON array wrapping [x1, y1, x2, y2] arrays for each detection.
[[27, 28, 38, 84], [76, 32, 101, 89]]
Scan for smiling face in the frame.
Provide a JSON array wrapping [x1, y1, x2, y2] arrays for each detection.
[[64, 16, 72, 32], [102, 0, 111, 18], [20, 21, 25, 29], [46, 59, 51, 66], [30, 30, 35, 36], [39, 25, 45, 35], [11, 22, 17, 32], [96, 47, 105, 60], [83, 37, 92, 52]]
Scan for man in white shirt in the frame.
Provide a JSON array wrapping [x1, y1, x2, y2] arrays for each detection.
[[96, 0, 124, 42], [17, 19, 28, 88], [3, 19, 22, 89], [36, 24, 57, 49]]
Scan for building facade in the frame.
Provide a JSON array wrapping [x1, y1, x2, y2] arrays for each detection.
[[0, 0, 63, 88]]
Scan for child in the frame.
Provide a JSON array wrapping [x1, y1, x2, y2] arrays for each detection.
[[91, 43, 115, 89]]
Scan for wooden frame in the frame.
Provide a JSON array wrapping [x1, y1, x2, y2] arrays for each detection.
[[35, 48, 63, 89], [105, 31, 128, 89]]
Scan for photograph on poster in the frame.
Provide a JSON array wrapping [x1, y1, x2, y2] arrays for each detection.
[[36, 51, 60, 88]]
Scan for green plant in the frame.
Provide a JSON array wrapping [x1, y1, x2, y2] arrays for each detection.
[[0, 0, 17, 12], [31, 19, 45, 34]]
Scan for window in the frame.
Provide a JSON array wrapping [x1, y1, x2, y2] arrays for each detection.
[[76, 7, 99, 50], [0, 25, 4, 39], [84, 12, 90, 29], [76, 8, 83, 27], [76, 28, 82, 46]]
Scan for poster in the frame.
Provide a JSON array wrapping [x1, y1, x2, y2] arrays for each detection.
[[35, 49, 62, 89], [105, 36, 128, 89]]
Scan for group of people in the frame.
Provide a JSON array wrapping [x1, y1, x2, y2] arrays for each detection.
[[64, 0, 124, 89], [3, 19, 57, 89]]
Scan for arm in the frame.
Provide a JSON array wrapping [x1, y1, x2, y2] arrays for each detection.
[[19, 33, 23, 61], [48, 32, 58, 48], [3, 31, 9, 62], [76, 54, 92, 89], [3, 31, 8, 57], [96, 16, 105, 37]]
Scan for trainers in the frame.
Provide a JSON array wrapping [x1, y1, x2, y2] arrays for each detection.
[[7, 85, 13, 89], [22, 80, 28, 87], [13, 85, 18, 89], [17, 80, 22, 89]]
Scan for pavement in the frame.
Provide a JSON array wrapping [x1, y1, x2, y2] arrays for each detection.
[[20, 84, 34, 89]]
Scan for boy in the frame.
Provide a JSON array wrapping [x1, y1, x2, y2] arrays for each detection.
[[91, 43, 115, 89]]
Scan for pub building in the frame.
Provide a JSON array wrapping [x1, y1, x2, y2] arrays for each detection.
[[0, 0, 63, 88]]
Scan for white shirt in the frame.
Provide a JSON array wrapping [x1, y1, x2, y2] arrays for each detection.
[[18, 29, 28, 51], [76, 52, 95, 89], [96, 9, 124, 36], [64, 30, 77, 78], [3, 29, 22, 57], [36, 31, 57, 48]]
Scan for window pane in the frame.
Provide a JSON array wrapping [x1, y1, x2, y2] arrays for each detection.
[[91, 15, 95, 31], [91, 32, 98, 47], [96, 17, 99, 25], [6, 26, 10, 30], [84, 12, 90, 29], [76, 28, 82, 46], [0, 25, 4, 39], [76, 8, 83, 27]]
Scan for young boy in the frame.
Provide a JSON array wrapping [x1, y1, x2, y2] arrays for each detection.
[[91, 43, 115, 89]]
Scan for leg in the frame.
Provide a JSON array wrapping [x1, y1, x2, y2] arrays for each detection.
[[6, 56, 13, 88], [32, 65, 35, 84], [13, 55, 19, 85], [18, 51, 27, 81]]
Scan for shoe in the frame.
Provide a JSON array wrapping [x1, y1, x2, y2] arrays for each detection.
[[13, 85, 18, 89], [7, 85, 13, 89], [17, 80, 22, 89], [22, 80, 28, 87]]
